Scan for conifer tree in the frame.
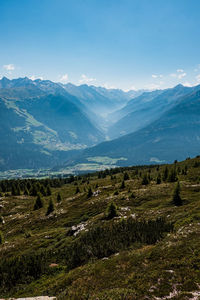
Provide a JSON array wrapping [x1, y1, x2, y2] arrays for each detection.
[[46, 185, 51, 196], [156, 173, 161, 184], [57, 192, 62, 202], [172, 181, 182, 206], [46, 199, 54, 215], [163, 166, 169, 181], [33, 193, 44, 210], [40, 185, 47, 196], [142, 174, 149, 185], [24, 187, 29, 196], [168, 168, 177, 182], [11, 184, 17, 196], [75, 186, 80, 194], [0, 230, 4, 244], [30, 184, 38, 196], [106, 202, 118, 219], [123, 172, 129, 181], [120, 180, 125, 189], [87, 187, 93, 198]]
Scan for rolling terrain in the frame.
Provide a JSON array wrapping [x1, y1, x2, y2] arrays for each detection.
[[1, 156, 200, 298]]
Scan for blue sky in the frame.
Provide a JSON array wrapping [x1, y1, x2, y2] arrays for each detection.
[[1, 0, 200, 90]]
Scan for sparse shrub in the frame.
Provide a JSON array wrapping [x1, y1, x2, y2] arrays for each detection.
[[114, 190, 119, 195], [130, 192, 135, 198], [0, 215, 4, 224], [75, 186, 80, 194], [24, 230, 32, 238]]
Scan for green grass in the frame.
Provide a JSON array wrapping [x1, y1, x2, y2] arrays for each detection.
[[1, 156, 200, 298]]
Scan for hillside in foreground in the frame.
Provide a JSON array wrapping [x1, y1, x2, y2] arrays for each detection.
[[1, 156, 200, 299]]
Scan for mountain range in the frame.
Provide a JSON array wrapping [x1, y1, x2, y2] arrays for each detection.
[[1, 76, 200, 173]]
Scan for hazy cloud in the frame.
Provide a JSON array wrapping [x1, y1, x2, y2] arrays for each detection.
[[196, 74, 200, 83], [30, 75, 43, 81], [3, 64, 15, 71], [79, 74, 96, 84], [152, 74, 163, 79], [170, 70, 186, 79], [59, 74, 69, 83]]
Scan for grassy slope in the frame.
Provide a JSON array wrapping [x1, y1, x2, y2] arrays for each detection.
[[1, 157, 200, 299]]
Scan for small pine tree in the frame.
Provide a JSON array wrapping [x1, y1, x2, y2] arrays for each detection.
[[87, 187, 93, 198], [40, 185, 47, 196], [75, 186, 80, 194], [106, 202, 118, 219], [123, 172, 129, 181], [0, 230, 4, 244], [46, 199, 54, 215], [120, 180, 125, 189], [172, 181, 182, 206], [57, 192, 62, 203], [46, 185, 51, 196], [142, 174, 149, 185], [163, 166, 169, 182], [24, 187, 29, 196], [30, 184, 38, 196], [33, 193, 44, 210], [168, 168, 177, 182], [11, 184, 17, 196], [16, 184, 21, 196], [156, 173, 161, 184]]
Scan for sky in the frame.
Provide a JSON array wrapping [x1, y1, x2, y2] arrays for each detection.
[[1, 0, 200, 90]]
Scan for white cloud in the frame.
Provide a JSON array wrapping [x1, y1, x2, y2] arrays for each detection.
[[59, 74, 69, 83], [152, 74, 163, 79], [102, 83, 116, 89], [178, 72, 186, 79], [3, 64, 15, 71], [170, 71, 186, 79], [30, 75, 43, 81], [79, 74, 96, 84], [196, 74, 200, 83]]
